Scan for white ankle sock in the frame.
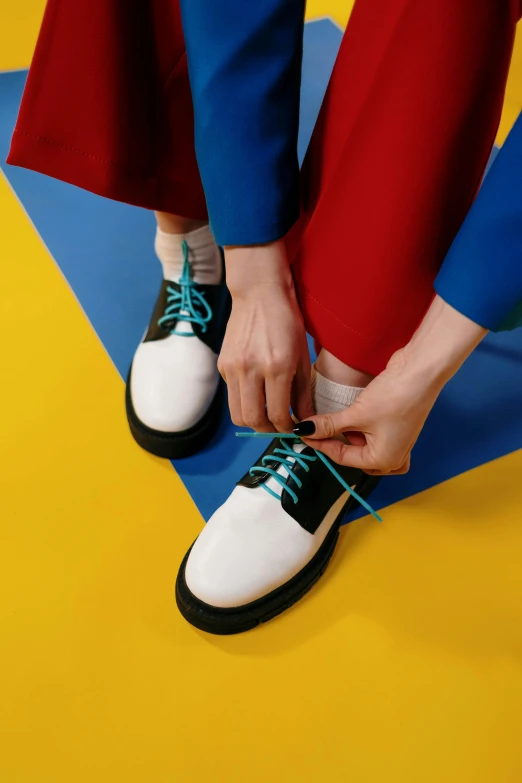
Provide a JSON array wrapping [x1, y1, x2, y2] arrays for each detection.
[[155, 224, 222, 285], [311, 365, 364, 415]]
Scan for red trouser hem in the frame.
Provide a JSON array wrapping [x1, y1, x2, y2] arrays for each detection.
[[8, 129, 208, 221], [297, 286, 393, 377]]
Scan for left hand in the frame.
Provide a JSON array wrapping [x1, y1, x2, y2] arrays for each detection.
[[219, 241, 314, 433], [297, 349, 444, 475]]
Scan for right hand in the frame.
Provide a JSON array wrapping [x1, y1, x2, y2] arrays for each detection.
[[218, 241, 314, 433], [296, 295, 488, 473]]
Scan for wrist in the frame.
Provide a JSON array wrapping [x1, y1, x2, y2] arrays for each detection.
[[400, 295, 487, 385], [224, 241, 294, 299]]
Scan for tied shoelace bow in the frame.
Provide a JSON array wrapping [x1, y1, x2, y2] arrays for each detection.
[[236, 433, 382, 522], [157, 240, 212, 336]]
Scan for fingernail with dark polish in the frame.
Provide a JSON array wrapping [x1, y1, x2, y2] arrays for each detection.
[[293, 420, 316, 436]]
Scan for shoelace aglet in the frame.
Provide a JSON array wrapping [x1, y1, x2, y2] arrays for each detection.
[[235, 431, 383, 522]]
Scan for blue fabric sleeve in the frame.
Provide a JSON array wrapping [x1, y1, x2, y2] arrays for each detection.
[[179, 0, 305, 246], [435, 112, 522, 332]]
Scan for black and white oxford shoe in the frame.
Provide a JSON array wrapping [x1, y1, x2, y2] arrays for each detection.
[[176, 435, 381, 634], [126, 241, 230, 458]]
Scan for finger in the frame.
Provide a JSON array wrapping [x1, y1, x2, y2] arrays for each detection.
[[302, 436, 372, 470], [265, 372, 294, 432], [308, 428, 411, 475], [382, 455, 411, 476], [344, 430, 366, 447], [294, 407, 363, 440], [363, 455, 411, 476], [389, 455, 411, 475], [217, 358, 227, 383], [239, 372, 274, 432], [401, 454, 411, 473], [291, 358, 314, 423], [226, 375, 245, 427], [217, 346, 229, 383]]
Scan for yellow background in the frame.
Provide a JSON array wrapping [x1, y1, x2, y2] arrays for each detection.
[[1, 3, 522, 781]]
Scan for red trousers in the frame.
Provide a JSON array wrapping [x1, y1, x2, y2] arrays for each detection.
[[8, 0, 521, 374]]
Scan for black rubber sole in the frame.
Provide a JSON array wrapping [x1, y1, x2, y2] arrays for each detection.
[[175, 473, 380, 635], [125, 370, 224, 459]]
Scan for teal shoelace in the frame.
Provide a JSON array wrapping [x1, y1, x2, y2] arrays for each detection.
[[157, 240, 212, 336], [237, 433, 382, 522]]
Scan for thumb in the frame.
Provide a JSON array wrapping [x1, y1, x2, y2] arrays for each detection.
[[293, 406, 361, 440]]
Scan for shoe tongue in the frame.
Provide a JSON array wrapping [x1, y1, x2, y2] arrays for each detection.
[[162, 255, 191, 284], [265, 440, 307, 498], [172, 312, 195, 335], [168, 264, 196, 335], [162, 248, 221, 286]]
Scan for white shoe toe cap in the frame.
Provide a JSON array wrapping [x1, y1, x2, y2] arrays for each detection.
[[184, 486, 346, 609], [185, 520, 291, 608]]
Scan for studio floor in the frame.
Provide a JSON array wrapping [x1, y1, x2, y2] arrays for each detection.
[[2, 3, 522, 781]]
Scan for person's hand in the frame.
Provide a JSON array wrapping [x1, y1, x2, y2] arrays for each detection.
[[296, 349, 443, 474], [218, 241, 314, 432], [295, 295, 488, 473]]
